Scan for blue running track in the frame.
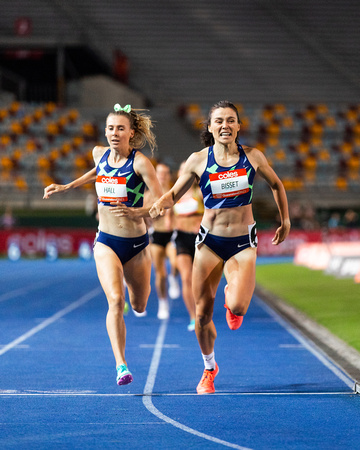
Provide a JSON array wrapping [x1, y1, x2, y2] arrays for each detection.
[[0, 259, 359, 449]]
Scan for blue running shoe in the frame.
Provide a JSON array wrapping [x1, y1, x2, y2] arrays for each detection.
[[187, 319, 195, 331], [116, 364, 133, 386]]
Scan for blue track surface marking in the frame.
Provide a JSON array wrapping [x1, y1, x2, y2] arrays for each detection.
[[0, 259, 359, 449]]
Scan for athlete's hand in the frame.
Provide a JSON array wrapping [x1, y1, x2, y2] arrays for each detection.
[[149, 201, 165, 219], [110, 202, 139, 219], [43, 183, 66, 199], [272, 219, 291, 245]]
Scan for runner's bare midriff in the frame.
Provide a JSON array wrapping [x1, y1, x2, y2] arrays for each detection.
[[202, 204, 255, 237], [175, 214, 203, 234], [98, 203, 147, 237]]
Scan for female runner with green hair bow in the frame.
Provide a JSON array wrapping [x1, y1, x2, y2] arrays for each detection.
[[44, 104, 163, 386]]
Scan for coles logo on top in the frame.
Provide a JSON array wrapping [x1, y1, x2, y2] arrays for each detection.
[[209, 169, 249, 199], [96, 175, 128, 203]]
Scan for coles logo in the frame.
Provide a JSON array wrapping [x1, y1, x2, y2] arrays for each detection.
[[98, 176, 118, 184], [209, 169, 246, 181], [218, 171, 238, 180]]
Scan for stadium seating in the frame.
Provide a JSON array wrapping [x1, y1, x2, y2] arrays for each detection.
[[179, 102, 360, 198], [0, 101, 99, 200], [1, 100, 359, 207]]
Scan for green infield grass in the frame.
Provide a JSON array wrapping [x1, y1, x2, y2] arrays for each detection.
[[255, 263, 360, 353]]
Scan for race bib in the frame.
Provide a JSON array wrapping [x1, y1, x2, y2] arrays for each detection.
[[96, 175, 127, 203], [209, 169, 249, 199]]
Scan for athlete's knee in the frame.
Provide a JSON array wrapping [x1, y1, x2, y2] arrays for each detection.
[[229, 303, 248, 317], [196, 300, 215, 327], [132, 303, 146, 314], [225, 286, 252, 316], [106, 290, 126, 314], [197, 314, 212, 328], [129, 285, 151, 313]]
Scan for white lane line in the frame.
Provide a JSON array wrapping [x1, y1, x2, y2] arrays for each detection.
[[279, 344, 304, 348], [0, 280, 56, 303], [0, 345, 29, 349], [0, 391, 352, 397], [139, 344, 180, 348], [255, 296, 355, 390], [0, 287, 101, 356], [0, 273, 96, 304], [142, 321, 253, 450]]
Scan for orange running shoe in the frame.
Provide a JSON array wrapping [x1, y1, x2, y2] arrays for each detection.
[[196, 363, 219, 394], [224, 285, 243, 330]]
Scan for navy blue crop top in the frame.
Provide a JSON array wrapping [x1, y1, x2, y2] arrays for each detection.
[[95, 149, 145, 207], [198, 145, 255, 209]]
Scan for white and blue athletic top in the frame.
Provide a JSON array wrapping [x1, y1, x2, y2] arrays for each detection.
[[198, 145, 255, 209]]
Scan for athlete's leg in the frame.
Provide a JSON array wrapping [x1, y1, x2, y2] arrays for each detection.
[[150, 244, 167, 299], [166, 241, 180, 299], [223, 247, 257, 316], [123, 246, 152, 313], [192, 246, 223, 355], [166, 240, 178, 277], [94, 242, 127, 367], [176, 253, 195, 321]]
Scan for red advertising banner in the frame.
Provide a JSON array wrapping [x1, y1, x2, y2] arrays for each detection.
[[257, 228, 360, 256], [0, 228, 96, 257]]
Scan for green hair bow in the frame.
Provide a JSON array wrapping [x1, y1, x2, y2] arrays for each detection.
[[114, 103, 131, 113]]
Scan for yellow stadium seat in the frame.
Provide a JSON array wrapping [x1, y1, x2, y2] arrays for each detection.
[[0, 109, 9, 121], [0, 135, 12, 147], [274, 149, 286, 161], [38, 172, 54, 187], [82, 122, 96, 138], [9, 102, 21, 116], [25, 139, 37, 152], [340, 142, 353, 154], [37, 156, 51, 170], [33, 108, 44, 122], [316, 104, 329, 115], [72, 136, 84, 149], [318, 149, 330, 161], [46, 122, 60, 136], [297, 142, 310, 154], [61, 142, 72, 155], [68, 109, 80, 122], [50, 149, 60, 161], [304, 155, 317, 171], [10, 121, 24, 136], [1, 156, 14, 170], [74, 156, 87, 170], [58, 116, 68, 129], [325, 116, 336, 128], [15, 176, 28, 191], [44, 102, 57, 115], [282, 116, 294, 128], [12, 148, 22, 162], [335, 176, 348, 190], [282, 178, 295, 190], [293, 178, 304, 190]]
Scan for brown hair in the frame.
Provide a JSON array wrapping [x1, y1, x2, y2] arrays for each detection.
[[200, 100, 241, 147], [107, 109, 157, 153]]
